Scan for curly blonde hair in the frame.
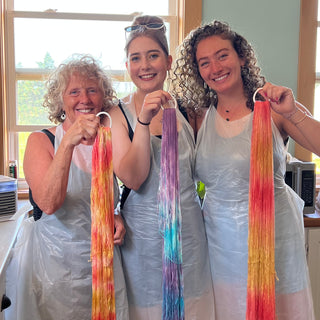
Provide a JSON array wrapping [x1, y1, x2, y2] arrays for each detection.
[[170, 20, 265, 112], [43, 54, 116, 124]]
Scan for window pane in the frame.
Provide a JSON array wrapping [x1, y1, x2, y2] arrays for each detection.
[[17, 132, 31, 179], [15, 18, 128, 70], [17, 80, 51, 125], [312, 154, 320, 174], [14, 0, 170, 15], [113, 81, 136, 99]]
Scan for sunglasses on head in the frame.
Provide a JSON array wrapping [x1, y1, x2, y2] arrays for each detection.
[[124, 23, 165, 33]]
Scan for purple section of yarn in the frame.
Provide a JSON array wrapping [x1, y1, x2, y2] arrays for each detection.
[[158, 107, 184, 320]]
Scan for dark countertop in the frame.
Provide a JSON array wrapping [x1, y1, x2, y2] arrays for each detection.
[[304, 212, 320, 228]]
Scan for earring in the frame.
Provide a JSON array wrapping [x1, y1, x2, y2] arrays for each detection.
[[61, 111, 66, 120], [241, 65, 248, 76], [112, 97, 119, 106], [204, 82, 208, 89]]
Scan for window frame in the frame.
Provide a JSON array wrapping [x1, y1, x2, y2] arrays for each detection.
[[0, 0, 202, 186], [296, 0, 318, 162], [297, 0, 320, 187], [7, 10, 179, 134]]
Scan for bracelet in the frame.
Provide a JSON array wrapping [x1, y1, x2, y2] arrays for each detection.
[[137, 117, 150, 126], [293, 112, 308, 125], [284, 108, 299, 120], [284, 107, 309, 125]]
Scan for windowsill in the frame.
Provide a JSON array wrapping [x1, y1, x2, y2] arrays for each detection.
[[16, 178, 29, 200], [16, 178, 320, 200], [18, 188, 29, 200]]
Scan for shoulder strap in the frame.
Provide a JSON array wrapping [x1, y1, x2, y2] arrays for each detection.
[[29, 129, 55, 221], [118, 101, 134, 209], [41, 128, 55, 145], [118, 101, 134, 140]]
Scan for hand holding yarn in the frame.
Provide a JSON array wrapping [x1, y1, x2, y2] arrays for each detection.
[[64, 113, 101, 146], [260, 82, 297, 118], [138, 90, 172, 125]]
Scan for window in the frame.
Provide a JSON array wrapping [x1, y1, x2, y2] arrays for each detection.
[[297, 0, 319, 183], [315, 2, 320, 175], [0, 0, 201, 190]]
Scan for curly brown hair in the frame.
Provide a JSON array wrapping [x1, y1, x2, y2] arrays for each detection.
[[170, 20, 265, 112], [43, 54, 116, 124]]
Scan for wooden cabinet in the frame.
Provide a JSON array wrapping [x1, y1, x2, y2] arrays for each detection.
[[305, 227, 320, 319]]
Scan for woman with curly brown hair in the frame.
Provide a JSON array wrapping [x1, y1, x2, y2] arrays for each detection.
[[171, 20, 318, 319]]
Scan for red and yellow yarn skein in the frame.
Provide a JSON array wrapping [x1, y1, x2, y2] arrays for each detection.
[[91, 112, 116, 320], [246, 90, 276, 320]]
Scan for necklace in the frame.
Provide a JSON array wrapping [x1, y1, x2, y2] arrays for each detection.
[[219, 105, 251, 122], [219, 106, 231, 121], [225, 109, 230, 121]]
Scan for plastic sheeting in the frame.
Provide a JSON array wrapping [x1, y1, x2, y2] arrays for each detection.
[[5, 124, 128, 320], [195, 106, 315, 320], [118, 95, 215, 320]]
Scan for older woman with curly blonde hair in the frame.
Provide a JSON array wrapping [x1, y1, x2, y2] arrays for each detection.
[[6, 54, 129, 320], [43, 55, 116, 123]]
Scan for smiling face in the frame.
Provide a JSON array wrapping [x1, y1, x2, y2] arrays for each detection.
[[62, 73, 104, 129], [196, 35, 245, 96], [126, 36, 172, 94]]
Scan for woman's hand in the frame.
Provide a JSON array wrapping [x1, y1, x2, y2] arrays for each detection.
[[114, 214, 126, 246], [137, 90, 173, 124], [261, 82, 297, 118], [63, 113, 101, 146]]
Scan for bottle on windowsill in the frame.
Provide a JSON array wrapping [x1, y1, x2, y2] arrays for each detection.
[[9, 160, 18, 179]]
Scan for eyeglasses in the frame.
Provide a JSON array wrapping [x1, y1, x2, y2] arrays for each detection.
[[124, 23, 165, 33]]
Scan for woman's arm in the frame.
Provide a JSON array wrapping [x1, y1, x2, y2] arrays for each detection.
[[262, 83, 320, 156], [24, 114, 100, 214], [109, 90, 171, 190]]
